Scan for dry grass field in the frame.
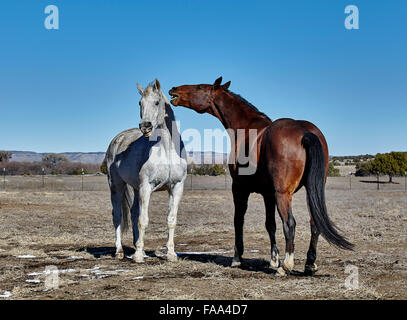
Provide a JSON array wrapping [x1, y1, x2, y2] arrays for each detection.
[[0, 175, 406, 300]]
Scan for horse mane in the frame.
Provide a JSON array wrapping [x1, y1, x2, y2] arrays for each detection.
[[226, 90, 271, 121]]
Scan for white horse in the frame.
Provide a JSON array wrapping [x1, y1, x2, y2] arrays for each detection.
[[104, 79, 187, 263]]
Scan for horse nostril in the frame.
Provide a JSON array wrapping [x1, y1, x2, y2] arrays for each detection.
[[140, 121, 152, 129]]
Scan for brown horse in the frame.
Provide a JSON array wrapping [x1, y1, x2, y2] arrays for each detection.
[[169, 77, 353, 276]]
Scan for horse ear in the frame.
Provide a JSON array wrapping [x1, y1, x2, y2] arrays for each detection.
[[154, 78, 161, 91], [213, 76, 223, 89], [222, 81, 231, 90], [137, 84, 144, 96]]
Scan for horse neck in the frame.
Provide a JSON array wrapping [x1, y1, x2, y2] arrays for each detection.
[[213, 91, 271, 132], [160, 104, 185, 156]]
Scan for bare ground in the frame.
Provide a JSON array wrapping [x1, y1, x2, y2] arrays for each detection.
[[0, 176, 406, 300]]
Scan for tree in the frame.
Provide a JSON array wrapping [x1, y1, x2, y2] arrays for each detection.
[[193, 164, 226, 176], [355, 161, 373, 177], [42, 153, 69, 168], [0, 151, 12, 162], [100, 161, 108, 175], [327, 162, 340, 177], [371, 152, 407, 183]]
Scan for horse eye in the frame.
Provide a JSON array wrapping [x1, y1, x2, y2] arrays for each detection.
[[155, 101, 159, 106]]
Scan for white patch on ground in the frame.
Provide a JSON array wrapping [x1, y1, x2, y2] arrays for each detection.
[[83, 266, 131, 279], [126, 254, 150, 259], [16, 255, 36, 259], [69, 256, 83, 260], [93, 269, 130, 276], [249, 250, 259, 253], [26, 265, 131, 281], [27, 268, 76, 277], [0, 291, 12, 298], [25, 279, 41, 283], [133, 276, 144, 280]]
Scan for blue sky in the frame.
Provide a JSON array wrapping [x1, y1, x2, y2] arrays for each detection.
[[0, 0, 406, 155]]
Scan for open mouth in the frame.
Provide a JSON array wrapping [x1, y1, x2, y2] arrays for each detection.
[[169, 91, 179, 105], [140, 127, 153, 137], [143, 130, 152, 137]]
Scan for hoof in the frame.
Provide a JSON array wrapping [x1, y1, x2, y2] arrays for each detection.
[[270, 257, 280, 270], [304, 263, 318, 276], [167, 253, 178, 262], [133, 252, 145, 263], [275, 267, 287, 277], [231, 257, 242, 268], [282, 262, 293, 273], [115, 252, 124, 260], [282, 253, 294, 273]]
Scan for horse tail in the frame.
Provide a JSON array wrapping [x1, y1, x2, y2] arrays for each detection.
[[121, 184, 133, 233], [302, 132, 354, 250]]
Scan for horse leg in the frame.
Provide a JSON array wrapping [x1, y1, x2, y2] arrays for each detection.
[[275, 192, 296, 275], [110, 182, 125, 259], [304, 218, 320, 275], [166, 181, 184, 262], [231, 186, 250, 267], [264, 195, 280, 270], [134, 183, 151, 263], [130, 188, 140, 251]]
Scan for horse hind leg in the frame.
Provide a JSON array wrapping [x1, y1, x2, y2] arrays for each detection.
[[304, 217, 320, 275], [264, 195, 280, 270], [275, 192, 296, 276], [110, 183, 125, 259]]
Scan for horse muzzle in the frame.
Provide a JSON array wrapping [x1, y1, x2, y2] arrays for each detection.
[[169, 88, 180, 106], [139, 122, 153, 137]]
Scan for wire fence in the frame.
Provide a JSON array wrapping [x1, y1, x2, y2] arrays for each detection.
[[0, 174, 406, 192]]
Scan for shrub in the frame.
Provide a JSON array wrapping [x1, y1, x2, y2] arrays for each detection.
[[327, 162, 340, 177]]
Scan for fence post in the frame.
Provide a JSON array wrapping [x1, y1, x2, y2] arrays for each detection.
[[81, 168, 84, 191], [3, 168, 5, 191], [377, 175, 379, 190], [42, 168, 45, 188], [190, 168, 193, 190]]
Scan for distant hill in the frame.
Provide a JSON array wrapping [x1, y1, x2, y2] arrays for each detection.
[[8, 151, 229, 165], [187, 151, 228, 165], [9, 151, 106, 164]]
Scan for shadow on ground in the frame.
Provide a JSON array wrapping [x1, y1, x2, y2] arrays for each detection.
[[79, 246, 160, 260], [77, 246, 329, 278], [359, 180, 399, 184], [177, 252, 330, 278]]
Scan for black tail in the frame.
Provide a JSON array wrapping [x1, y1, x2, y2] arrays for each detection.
[[302, 132, 354, 251]]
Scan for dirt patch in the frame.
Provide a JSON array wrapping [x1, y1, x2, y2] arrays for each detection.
[[0, 177, 406, 299]]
